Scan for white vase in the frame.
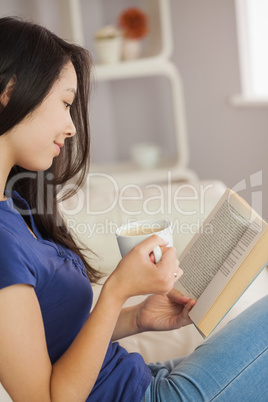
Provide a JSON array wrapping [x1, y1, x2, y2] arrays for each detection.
[[122, 39, 142, 61], [94, 37, 122, 64]]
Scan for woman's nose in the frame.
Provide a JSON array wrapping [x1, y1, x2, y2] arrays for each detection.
[[65, 116, 76, 137]]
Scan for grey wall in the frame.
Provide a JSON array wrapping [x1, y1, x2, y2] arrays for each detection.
[[1, 0, 267, 220], [171, 0, 268, 220]]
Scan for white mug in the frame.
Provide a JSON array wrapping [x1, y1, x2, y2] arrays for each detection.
[[115, 219, 173, 263]]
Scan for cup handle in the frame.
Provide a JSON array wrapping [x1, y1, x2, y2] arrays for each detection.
[[153, 246, 162, 264]]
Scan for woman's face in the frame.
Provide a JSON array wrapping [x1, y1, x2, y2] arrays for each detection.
[[6, 62, 77, 171]]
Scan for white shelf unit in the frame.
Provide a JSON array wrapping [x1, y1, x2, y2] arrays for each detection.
[[68, 0, 197, 185]]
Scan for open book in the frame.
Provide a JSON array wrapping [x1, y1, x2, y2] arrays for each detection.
[[175, 188, 268, 339]]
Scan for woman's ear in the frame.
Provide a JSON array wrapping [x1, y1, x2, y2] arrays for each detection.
[[0, 76, 16, 107]]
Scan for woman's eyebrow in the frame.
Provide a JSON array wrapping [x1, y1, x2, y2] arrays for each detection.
[[65, 88, 77, 98], [66, 88, 77, 96], [64, 88, 77, 102]]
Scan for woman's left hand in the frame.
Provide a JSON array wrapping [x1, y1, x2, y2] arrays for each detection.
[[136, 289, 196, 332]]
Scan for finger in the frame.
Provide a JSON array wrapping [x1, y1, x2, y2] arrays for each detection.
[[137, 235, 168, 256], [175, 267, 183, 280], [149, 252, 155, 263], [168, 288, 192, 304], [182, 299, 196, 319], [169, 258, 181, 281], [157, 247, 179, 273], [157, 246, 176, 262], [150, 245, 170, 264]]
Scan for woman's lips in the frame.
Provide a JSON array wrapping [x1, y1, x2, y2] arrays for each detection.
[[54, 142, 63, 155]]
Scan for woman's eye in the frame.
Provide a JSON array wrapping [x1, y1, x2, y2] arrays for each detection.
[[64, 102, 71, 109]]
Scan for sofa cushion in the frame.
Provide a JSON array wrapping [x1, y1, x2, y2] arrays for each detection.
[[61, 180, 227, 273]]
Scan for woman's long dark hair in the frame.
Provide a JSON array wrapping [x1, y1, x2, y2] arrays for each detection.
[[0, 17, 102, 283]]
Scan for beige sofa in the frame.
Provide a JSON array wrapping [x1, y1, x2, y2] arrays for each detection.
[[63, 178, 267, 362], [1, 179, 267, 400]]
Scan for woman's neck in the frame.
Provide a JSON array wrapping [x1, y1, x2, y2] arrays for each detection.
[[0, 174, 8, 201], [0, 143, 13, 201], [0, 176, 7, 201]]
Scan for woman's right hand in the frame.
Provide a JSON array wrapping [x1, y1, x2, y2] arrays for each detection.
[[103, 235, 181, 304]]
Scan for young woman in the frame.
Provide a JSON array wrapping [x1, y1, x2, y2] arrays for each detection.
[[0, 17, 267, 402]]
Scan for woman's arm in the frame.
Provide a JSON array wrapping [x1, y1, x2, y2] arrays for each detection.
[[0, 235, 178, 402], [111, 304, 140, 341], [0, 281, 128, 402], [0, 284, 53, 402]]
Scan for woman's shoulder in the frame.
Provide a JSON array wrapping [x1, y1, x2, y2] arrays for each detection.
[[0, 194, 35, 247], [0, 220, 23, 247], [0, 222, 37, 289]]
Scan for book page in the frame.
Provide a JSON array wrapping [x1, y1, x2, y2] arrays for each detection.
[[188, 218, 264, 324], [175, 190, 265, 301]]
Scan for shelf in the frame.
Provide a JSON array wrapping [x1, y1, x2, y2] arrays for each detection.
[[94, 58, 177, 81], [92, 59, 190, 177], [68, 0, 173, 59], [66, 0, 197, 185]]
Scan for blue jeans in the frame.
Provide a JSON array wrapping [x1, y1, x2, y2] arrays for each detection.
[[143, 296, 268, 401]]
